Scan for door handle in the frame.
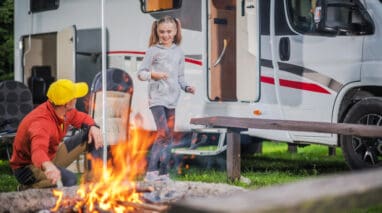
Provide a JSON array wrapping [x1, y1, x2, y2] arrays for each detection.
[[213, 39, 229, 67], [241, 0, 245, 16], [279, 37, 290, 61]]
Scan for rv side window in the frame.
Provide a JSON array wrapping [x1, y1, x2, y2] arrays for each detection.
[[322, 1, 374, 35], [30, 0, 59, 13], [141, 0, 182, 13], [286, 0, 317, 34], [286, 0, 374, 36]]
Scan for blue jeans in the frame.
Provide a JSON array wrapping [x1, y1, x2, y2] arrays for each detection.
[[147, 106, 175, 175]]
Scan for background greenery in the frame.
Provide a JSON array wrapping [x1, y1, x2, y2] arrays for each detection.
[[0, 0, 14, 81]]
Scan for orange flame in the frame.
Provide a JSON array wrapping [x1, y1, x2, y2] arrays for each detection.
[[50, 189, 63, 211], [52, 123, 155, 212]]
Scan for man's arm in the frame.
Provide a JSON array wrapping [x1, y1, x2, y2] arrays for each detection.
[[67, 110, 103, 150], [42, 161, 61, 184]]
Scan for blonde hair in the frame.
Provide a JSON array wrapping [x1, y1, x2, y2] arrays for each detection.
[[148, 15, 182, 47]]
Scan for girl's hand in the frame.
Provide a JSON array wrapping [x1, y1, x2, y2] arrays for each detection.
[[186, 86, 196, 94], [151, 71, 168, 80]]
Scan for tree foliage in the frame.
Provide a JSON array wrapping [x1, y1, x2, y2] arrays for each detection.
[[0, 0, 14, 80]]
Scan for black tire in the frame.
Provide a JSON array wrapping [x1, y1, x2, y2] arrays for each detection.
[[340, 97, 382, 170]]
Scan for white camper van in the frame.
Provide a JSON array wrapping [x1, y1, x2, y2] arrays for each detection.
[[14, 0, 382, 170]]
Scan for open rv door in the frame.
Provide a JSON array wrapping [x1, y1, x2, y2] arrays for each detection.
[[57, 25, 76, 80], [21, 25, 102, 109], [208, 0, 260, 102], [208, 0, 237, 101]]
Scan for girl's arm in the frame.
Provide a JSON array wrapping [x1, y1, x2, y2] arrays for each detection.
[[137, 49, 153, 81], [138, 48, 168, 81], [178, 51, 195, 94], [177, 52, 187, 90]]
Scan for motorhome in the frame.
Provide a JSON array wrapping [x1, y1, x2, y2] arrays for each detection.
[[14, 0, 382, 170]]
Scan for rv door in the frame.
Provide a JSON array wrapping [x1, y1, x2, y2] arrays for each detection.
[[57, 25, 76, 80], [236, 0, 260, 102], [208, 0, 237, 101], [208, 0, 260, 102]]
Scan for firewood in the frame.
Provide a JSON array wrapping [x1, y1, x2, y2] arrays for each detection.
[[117, 200, 169, 212]]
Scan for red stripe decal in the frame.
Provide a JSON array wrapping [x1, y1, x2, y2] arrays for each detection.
[[260, 76, 275, 84], [108, 51, 145, 55], [108, 51, 202, 66], [261, 76, 330, 94], [185, 58, 203, 66]]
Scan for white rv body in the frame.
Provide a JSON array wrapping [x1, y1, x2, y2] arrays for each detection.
[[14, 0, 382, 169]]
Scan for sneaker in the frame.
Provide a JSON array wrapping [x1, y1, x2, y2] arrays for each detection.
[[144, 171, 171, 182], [144, 171, 159, 182], [157, 174, 171, 182]]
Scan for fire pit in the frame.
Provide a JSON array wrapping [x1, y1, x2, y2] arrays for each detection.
[[0, 181, 246, 212]]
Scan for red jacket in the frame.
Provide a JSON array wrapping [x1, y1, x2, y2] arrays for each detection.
[[10, 101, 95, 170]]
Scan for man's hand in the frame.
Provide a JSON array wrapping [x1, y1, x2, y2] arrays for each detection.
[[42, 161, 61, 185], [88, 126, 103, 149]]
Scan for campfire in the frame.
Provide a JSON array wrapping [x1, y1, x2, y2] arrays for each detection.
[[50, 126, 168, 212], [0, 118, 246, 212]]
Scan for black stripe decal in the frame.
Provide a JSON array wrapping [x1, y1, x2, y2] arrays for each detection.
[[260, 59, 343, 92]]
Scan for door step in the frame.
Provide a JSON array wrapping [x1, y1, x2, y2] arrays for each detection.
[[172, 128, 227, 156]]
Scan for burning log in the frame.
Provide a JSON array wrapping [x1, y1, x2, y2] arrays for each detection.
[[116, 200, 168, 212], [71, 201, 168, 213]]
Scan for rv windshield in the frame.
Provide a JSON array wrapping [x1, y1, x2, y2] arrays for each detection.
[[141, 0, 182, 13]]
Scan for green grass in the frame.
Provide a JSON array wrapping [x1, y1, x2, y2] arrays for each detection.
[[0, 160, 18, 192], [173, 142, 349, 189], [171, 142, 381, 212]]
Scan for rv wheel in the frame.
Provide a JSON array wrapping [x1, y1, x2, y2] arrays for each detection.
[[340, 97, 382, 170]]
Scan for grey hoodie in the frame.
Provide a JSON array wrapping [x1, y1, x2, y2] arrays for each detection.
[[137, 44, 189, 108]]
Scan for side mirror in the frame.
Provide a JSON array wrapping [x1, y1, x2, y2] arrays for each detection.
[[313, 0, 337, 35]]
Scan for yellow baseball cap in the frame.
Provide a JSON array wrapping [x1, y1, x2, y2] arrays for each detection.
[[47, 79, 88, 105]]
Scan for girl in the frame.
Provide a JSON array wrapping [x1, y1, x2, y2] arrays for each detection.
[[137, 16, 195, 181]]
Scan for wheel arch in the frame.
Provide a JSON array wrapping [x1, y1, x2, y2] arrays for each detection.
[[336, 85, 382, 146]]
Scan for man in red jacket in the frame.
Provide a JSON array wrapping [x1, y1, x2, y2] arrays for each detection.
[[10, 79, 103, 189]]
